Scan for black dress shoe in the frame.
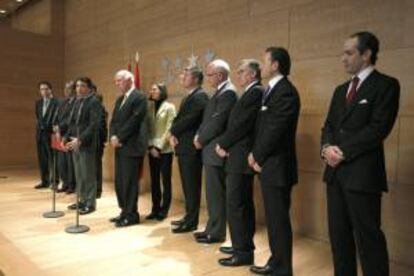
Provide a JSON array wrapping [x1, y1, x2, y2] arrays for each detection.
[[196, 235, 225, 244], [219, 246, 234, 255], [146, 212, 159, 220], [170, 218, 185, 226], [250, 264, 274, 275], [79, 206, 95, 215], [67, 202, 85, 210], [193, 231, 208, 239], [34, 183, 49, 189], [172, 223, 197, 233], [115, 218, 139, 228], [218, 254, 254, 267], [109, 215, 122, 223]]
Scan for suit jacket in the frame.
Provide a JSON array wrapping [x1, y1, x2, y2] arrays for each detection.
[[321, 70, 400, 193], [170, 87, 209, 156], [53, 97, 76, 136], [98, 103, 108, 149], [35, 97, 59, 141], [216, 81, 263, 174], [252, 77, 300, 187], [110, 89, 148, 157], [148, 100, 177, 153], [65, 93, 102, 152], [198, 81, 238, 167]]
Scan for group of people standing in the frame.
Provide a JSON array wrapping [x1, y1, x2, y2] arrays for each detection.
[[35, 78, 107, 215], [34, 31, 399, 276]]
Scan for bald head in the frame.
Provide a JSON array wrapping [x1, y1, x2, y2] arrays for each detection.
[[206, 59, 230, 88]]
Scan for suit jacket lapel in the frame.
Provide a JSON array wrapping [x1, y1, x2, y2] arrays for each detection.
[[263, 78, 285, 105], [340, 70, 377, 124], [156, 101, 168, 117], [244, 82, 261, 99], [184, 87, 200, 104], [44, 99, 53, 120], [213, 81, 230, 98], [120, 89, 136, 111]]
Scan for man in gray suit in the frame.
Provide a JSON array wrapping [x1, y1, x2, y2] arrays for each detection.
[[193, 59, 238, 243]]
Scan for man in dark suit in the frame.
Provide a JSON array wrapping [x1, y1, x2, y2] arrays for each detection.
[[321, 32, 400, 276], [34, 81, 59, 189], [249, 47, 300, 276], [95, 92, 108, 199], [54, 81, 77, 194], [169, 65, 209, 233], [110, 70, 148, 227], [193, 59, 238, 244], [64, 77, 102, 215], [215, 59, 263, 266]]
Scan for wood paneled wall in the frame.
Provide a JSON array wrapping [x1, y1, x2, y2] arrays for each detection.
[[0, 0, 63, 169], [63, 0, 413, 266]]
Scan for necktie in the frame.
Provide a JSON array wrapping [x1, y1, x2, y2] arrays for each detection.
[[76, 98, 85, 125], [120, 95, 128, 108], [346, 77, 360, 105], [42, 100, 49, 117], [262, 86, 271, 104]]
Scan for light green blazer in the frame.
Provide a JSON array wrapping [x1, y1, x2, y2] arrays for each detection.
[[148, 100, 177, 153]]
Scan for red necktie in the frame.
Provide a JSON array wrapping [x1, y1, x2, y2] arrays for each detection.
[[346, 77, 360, 105]]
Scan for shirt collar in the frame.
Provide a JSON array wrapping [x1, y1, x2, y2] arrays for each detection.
[[354, 65, 374, 83], [188, 87, 199, 95], [244, 80, 259, 92], [268, 74, 284, 90], [125, 86, 135, 98], [217, 80, 229, 91]]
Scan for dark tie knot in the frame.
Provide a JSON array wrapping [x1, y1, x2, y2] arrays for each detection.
[[352, 76, 360, 86]]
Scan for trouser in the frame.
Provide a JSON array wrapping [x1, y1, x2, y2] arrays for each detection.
[[204, 165, 226, 240], [226, 173, 255, 255], [149, 153, 173, 216], [327, 179, 389, 276], [177, 154, 203, 226], [72, 149, 97, 208]]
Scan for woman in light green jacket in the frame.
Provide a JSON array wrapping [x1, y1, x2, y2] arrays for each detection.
[[147, 83, 177, 221]]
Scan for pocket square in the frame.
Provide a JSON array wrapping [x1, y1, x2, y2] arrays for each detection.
[[358, 99, 368, 104]]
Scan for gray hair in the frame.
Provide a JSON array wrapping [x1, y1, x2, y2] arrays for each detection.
[[115, 70, 135, 85], [239, 59, 261, 81], [210, 59, 231, 75]]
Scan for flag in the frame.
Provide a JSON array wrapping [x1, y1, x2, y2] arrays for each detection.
[[50, 133, 67, 152], [134, 52, 141, 89], [134, 62, 141, 89]]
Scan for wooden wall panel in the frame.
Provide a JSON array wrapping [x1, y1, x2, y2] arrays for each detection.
[[290, 57, 346, 115], [11, 0, 51, 35], [379, 48, 414, 115], [296, 115, 325, 173], [397, 116, 414, 186], [0, 0, 63, 169], [290, 0, 414, 60], [292, 171, 328, 241]]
